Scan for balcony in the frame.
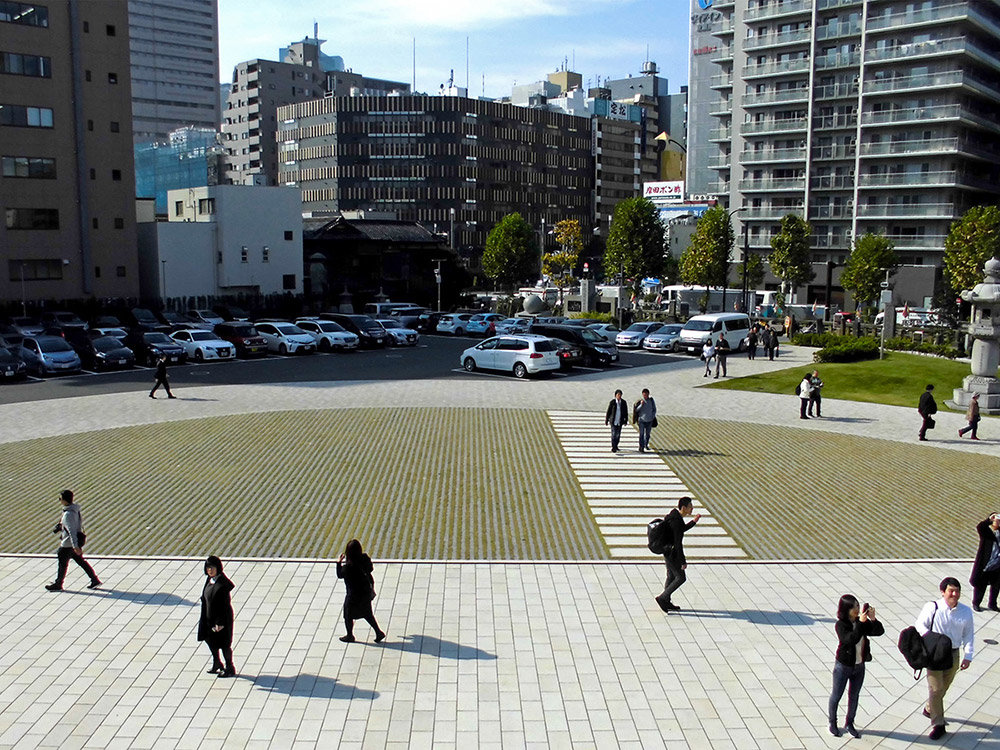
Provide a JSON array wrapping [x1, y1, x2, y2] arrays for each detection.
[[859, 137, 958, 157], [709, 100, 734, 117], [865, 37, 965, 65], [811, 234, 853, 249], [744, 28, 812, 51], [812, 114, 858, 130], [816, 20, 861, 40], [709, 127, 732, 142], [742, 87, 810, 107], [810, 175, 856, 190], [863, 70, 963, 95], [855, 203, 955, 218], [739, 177, 807, 192], [814, 82, 859, 100], [740, 116, 808, 135], [709, 157, 733, 170], [812, 144, 856, 160], [713, 18, 734, 37], [816, 0, 863, 9], [744, 206, 803, 220], [886, 234, 947, 249], [706, 181, 730, 195], [744, 57, 811, 79], [741, 147, 807, 163], [857, 170, 958, 188], [745, 0, 813, 22], [860, 103, 994, 128], [809, 205, 854, 219], [711, 44, 734, 63], [865, 2, 979, 33], [814, 51, 861, 69], [711, 73, 733, 90]]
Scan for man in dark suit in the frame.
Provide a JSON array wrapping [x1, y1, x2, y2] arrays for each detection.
[[655, 496, 701, 613], [605, 389, 629, 453], [149, 353, 176, 399], [918, 384, 937, 441]]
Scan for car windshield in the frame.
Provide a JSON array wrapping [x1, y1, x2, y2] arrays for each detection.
[[625, 324, 651, 332], [133, 309, 157, 321], [190, 331, 215, 341], [93, 337, 124, 352], [39, 337, 73, 353], [195, 310, 216, 319], [0, 348, 15, 362], [229, 325, 257, 336], [662, 324, 683, 334], [102, 328, 128, 338], [277, 324, 305, 335], [145, 332, 171, 344], [318, 322, 345, 333], [685, 320, 713, 331], [55, 313, 80, 323], [579, 329, 602, 343], [13, 317, 38, 327], [379, 320, 401, 329]]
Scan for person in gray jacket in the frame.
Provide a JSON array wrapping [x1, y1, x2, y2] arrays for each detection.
[[633, 388, 657, 452], [45, 489, 100, 591]]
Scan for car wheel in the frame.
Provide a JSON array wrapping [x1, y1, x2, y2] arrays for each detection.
[[454, 328, 464, 336], [463, 357, 477, 372], [736, 338, 746, 352], [195, 348, 204, 362], [279, 343, 287, 355], [671, 341, 679, 353], [319, 338, 331, 352], [513, 362, 527, 379], [582, 353, 596, 368]]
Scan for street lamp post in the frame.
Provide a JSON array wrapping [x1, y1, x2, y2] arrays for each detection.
[[160, 260, 167, 302], [432, 258, 446, 312], [740, 223, 751, 315]]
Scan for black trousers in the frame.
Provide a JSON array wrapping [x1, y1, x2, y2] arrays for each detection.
[[973, 569, 1000, 609], [609, 423, 623, 450], [56, 546, 98, 586], [658, 555, 687, 603], [809, 392, 822, 416], [150, 376, 173, 397]]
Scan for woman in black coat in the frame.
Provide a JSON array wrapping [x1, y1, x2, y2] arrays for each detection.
[[198, 555, 236, 678], [970, 513, 1000, 612], [336, 539, 386, 644], [828, 594, 884, 738]]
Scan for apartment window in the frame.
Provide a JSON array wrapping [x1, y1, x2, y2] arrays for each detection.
[[284, 230, 293, 240], [105, 24, 115, 36], [282, 274, 296, 290], [107, 72, 117, 84], [0, 52, 52, 78], [262, 246, 269, 263], [5, 207, 59, 229], [109, 121, 119, 133], [9, 259, 62, 281], [0, 104, 53, 128], [174, 201, 183, 217], [113, 217, 123, 229], [111, 169, 121, 181], [0, 2, 48, 27], [197, 197, 215, 215], [240, 246, 248, 263], [2, 156, 56, 178], [116, 265, 125, 277]]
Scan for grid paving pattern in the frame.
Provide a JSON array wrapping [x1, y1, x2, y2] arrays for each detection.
[[0, 408, 608, 561], [3, 556, 998, 749], [547, 411, 746, 560]]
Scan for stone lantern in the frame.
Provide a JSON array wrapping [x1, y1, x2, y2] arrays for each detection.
[[950, 255, 1000, 414]]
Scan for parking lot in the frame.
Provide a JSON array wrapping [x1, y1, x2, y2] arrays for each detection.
[[0, 334, 687, 404]]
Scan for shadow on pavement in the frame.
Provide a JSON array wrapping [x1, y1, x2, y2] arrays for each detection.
[[379, 633, 497, 660], [680, 609, 833, 626], [654, 448, 729, 458], [244, 673, 378, 700], [65, 588, 196, 607], [810, 416, 876, 424]]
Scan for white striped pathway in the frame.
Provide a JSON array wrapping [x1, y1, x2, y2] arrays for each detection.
[[548, 410, 748, 561]]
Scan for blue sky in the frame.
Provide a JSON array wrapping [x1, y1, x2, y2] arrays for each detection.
[[218, 0, 691, 98]]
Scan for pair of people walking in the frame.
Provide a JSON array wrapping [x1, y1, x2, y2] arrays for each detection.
[[605, 388, 657, 452], [797, 369, 823, 419], [700, 333, 731, 377]]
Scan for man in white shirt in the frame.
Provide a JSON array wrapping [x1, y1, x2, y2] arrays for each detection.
[[914, 577, 975, 740]]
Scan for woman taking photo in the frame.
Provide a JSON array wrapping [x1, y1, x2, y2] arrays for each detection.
[[337, 539, 386, 644], [198, 555, 236, 678], [828, 594, 884, 737]]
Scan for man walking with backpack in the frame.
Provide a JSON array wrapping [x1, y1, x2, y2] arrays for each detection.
[[654, 496, 701, 613], [914, 577, 974, 740]]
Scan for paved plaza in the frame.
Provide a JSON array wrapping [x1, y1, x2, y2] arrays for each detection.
[[0, 346, 998, 748]]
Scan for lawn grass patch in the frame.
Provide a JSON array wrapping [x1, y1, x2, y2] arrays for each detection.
[[703, 351, 975, 409]]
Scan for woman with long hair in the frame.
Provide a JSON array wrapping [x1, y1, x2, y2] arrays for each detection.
[[336, 539, 386, 644], [198, 555, 236, 678], [828, 594, 884, 737]]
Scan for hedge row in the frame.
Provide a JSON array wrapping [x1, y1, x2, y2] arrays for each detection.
[[883, 337, 960, 359], [794, 331, 960, 359], [813, 337, 880, 363]]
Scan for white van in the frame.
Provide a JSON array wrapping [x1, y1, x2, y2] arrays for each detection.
[[678, 312, 751, 355]]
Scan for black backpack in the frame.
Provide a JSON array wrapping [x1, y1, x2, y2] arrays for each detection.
[[794, 383, 801, 396], [898, 602, 954, 679], [647, 518, 674, 555]]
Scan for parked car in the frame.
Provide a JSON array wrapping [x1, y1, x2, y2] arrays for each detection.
[[41, 311, 87, 331], [388, 306, 427, 328], [188, 309, 225, 329], [19, 335, 82, 376], [563, 318, 601, 327], [213, 321, 268, 358], [254, 322, 317, 354], [294, 319, 359, 351], [465, 313, 505, 336], [157, 310, 195, 328], [88, 327, 130, 343], [0, 323, 24, 349], [642, 323, 685, 353], [436, 313, 473, 335], [127, 331, 187, 366], [91, 315, 125, 329], [459, 334, 561, 378], [677, 313, 750, 354], [587, 323, 620, 342], [76, 336, 135, 371], [529, 323, 617, 367], [495, 317, 531, 335], [169, 329, 234, 361], [0, 346, 27, 381], [320, 313, 388, 348], [129, 307, 168, 332], [615, 322, 666, 349], [416, 311, 448, 333], [213, 304, 252, 322], [376, 318, 419, 346], [9, 316, 44, 336]]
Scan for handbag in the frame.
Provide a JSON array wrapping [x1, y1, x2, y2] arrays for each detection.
[[926, 416, 936, 429], [651, 417, 658, 428]]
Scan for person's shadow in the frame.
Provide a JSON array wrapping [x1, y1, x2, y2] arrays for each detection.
[[65, 588, 196, 607], [378, 634, 497, 660], [679, 609, 833, 626], [242, 673, 378, 700]]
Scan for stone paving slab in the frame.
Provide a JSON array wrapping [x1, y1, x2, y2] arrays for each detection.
[[1, 556, 997, 749]]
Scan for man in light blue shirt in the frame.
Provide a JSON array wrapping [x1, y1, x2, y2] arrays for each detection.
[[914, 577, 975, 740]]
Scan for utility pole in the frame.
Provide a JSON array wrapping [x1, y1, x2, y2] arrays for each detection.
[[879, 268, 891, 360], [432, 258, 447, 312], [740, 223, 750, 314]]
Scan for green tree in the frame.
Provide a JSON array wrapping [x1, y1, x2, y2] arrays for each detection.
[[679, 204, 733, 293], [737, 252, 766, 291], [603, 197, 665, 292], [942, 205, 1000, 293], [543, 219, 583, 289], [482, 213, 540, 290], [840, 233, 898, 311], [768, 214, 814, 299]]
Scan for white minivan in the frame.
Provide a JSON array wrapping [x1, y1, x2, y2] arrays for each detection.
[[678, 312, 751, 355]]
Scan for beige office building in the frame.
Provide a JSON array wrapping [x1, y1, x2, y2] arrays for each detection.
[[1, 0, 140, 304]]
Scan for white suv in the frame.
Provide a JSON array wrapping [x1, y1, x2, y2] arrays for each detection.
[[255, 322, 317, 355], [294, 319, 359, 351], [460, 334, 560, 379]]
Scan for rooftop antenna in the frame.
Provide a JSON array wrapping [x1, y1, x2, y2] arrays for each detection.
[[412, 37, 416, 92], [482, 72, 485, 97], [314, 20, 318, 43], [466, 36, 469, 91]]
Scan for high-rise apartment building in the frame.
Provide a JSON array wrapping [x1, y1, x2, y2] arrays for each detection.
[[276, 95, 593, 254], [223, 36, 409, 187], [700, 0, 1000, 301], [127, 0, 220, 143], [1, 0, 140, 303]]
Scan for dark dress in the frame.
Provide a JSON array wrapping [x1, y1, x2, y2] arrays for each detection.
[[337, 555, 375, 620], [198, 574, 235, 648]]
